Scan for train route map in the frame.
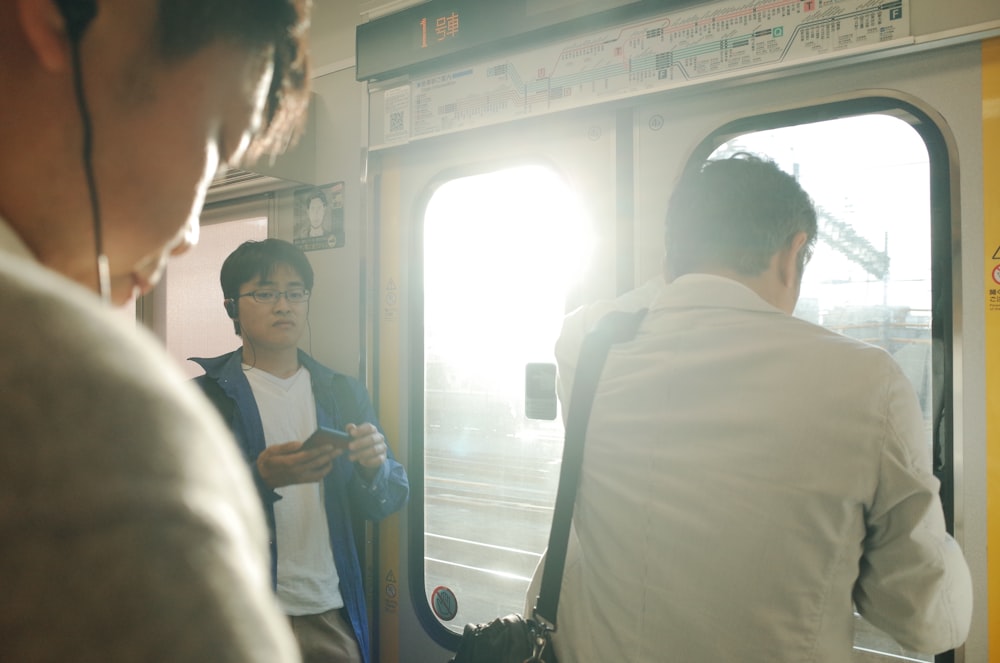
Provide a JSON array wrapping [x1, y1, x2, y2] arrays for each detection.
[[378, 0, 910, 145]]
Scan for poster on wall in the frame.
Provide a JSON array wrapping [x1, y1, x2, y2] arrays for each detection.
[[293, 182, 345, 251]]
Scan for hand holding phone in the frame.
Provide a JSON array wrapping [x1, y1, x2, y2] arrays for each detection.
[[301, 426, 351, 452]]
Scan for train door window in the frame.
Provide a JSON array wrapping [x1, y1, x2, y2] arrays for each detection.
[[151, 197, 270, 378], [707, 112, 940, 662], [420, 164, 592, 633]]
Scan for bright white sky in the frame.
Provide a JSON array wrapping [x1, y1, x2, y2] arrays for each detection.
[[424, 164, 593, 376]]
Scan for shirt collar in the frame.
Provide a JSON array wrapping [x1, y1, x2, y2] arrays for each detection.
[[651, 273, 784, 315], [0, 214, 36, 261]]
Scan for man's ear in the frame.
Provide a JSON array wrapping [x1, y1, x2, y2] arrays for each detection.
[[777, 231, 809, 287], [17, 0, 75, 72]]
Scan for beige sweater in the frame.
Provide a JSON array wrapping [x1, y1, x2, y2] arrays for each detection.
[[0, 220, 300, 662]]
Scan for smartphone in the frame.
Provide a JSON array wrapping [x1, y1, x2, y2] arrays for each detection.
[[301, 425, 352, 452]]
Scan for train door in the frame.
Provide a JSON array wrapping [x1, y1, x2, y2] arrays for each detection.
[[363, 32, 988, 663], [368, 109, 622, 662]]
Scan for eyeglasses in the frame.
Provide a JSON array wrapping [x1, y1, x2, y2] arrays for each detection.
[[236, 288, 311, 304]]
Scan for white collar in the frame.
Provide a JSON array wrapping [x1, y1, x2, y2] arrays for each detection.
[[0, 214, 36, 261], [651, 273, 784, 315]]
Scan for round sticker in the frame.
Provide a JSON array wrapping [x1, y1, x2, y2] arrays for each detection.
[[992, 264, 1000, 285], [430, 585, 458, 622]]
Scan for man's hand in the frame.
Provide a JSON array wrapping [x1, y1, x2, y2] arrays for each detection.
[[345, 423, 388, 480], [256, 440, 339, 488]]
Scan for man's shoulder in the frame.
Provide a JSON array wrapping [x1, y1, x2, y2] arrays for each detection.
[[576, 276, 664, 328], [557, 277, 665, 358], [773, 313, 909, 389], [784, 312, 894, 353], [0, 258, 228, 447], [190, 351, 237, 372], [0, 256, 162, 374], [0, 257, 259, 515]]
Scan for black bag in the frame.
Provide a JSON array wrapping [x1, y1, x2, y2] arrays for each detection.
[[449, 614, 556, 663], [446, 310, 647, 663]]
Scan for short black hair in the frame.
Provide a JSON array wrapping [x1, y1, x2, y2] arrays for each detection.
[[665, 153, 817, 279], [155, 0, 311, 160], [221, 239, 313, 333], [306, 189, 327, 207]]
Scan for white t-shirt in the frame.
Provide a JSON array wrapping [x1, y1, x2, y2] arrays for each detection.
[[246, 365, 344, 616]]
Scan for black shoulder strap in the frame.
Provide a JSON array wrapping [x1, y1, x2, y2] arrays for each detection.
[[534, 308, 648, 628]]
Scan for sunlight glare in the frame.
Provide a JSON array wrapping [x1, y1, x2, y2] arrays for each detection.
[[424, 164, 594, 369]]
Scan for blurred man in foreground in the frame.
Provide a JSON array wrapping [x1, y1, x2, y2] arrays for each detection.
[[0, 1, 312, 660]]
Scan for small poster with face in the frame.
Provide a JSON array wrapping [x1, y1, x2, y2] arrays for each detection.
[[293, 182, 345, 251]]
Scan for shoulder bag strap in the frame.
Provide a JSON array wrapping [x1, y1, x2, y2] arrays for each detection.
[[533, 308, 648, 628]]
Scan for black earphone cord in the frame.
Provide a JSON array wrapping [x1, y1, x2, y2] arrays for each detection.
[[69, 37, 110, 302]]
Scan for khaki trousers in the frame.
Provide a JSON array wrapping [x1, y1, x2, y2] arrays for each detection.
[[289, 608, 362, 663]]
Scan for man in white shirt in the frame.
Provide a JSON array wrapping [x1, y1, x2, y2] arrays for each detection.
[[530, 154, 972, 662]]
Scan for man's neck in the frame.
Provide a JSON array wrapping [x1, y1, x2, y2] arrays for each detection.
[[242, 345, 301, 378]]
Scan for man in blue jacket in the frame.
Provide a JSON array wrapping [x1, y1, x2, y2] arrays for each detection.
[[193, 238, 408, 663]]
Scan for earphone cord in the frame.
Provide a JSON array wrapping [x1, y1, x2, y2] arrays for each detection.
[[242, 334, 257, 371], [69, 37, 110, 303]]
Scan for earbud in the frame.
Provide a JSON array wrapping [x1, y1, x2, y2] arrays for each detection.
[[54, 0, 98, 42], [224, 299, 238, 319]]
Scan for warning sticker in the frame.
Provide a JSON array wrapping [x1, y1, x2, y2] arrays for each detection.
[[988, 287, 1000, 313], [430, 585, 459, 622]]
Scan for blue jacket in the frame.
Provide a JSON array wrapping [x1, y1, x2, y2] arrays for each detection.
[[191, 350, 409, 663]]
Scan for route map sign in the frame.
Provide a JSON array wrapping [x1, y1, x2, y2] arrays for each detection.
[[375, 0, 910, 147]]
